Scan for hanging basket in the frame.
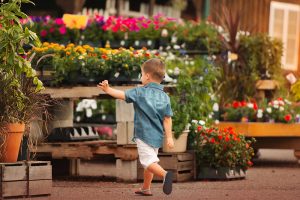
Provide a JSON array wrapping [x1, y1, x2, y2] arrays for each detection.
[[0, 123, 25, 162]]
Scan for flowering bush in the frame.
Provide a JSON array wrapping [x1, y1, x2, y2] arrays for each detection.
[[263, 97, 294, 123], [223, 100, 258, 122], [189, 122, 256, 171]]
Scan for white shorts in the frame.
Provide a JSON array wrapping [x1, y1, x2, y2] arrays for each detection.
[[136, 138, 159, 169]]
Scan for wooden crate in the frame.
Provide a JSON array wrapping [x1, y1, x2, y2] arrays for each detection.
[[137, 152, 195, 182], [0, 161, 52, 198]]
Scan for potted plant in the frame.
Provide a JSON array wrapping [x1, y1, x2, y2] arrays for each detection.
[[223, 100, 258, 122], [163, 57, 218, 152], [189, 123, 256, 179], [0, 0, 48, 162]]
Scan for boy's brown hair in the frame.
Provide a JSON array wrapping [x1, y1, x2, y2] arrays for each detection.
[[141, 58, 165, 82]]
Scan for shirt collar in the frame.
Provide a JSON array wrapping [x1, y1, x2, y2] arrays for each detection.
[[144, 82, 164, 90]]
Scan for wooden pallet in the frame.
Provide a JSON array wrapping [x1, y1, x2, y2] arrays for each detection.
[[137, 151, 195, 182], [0, 161, 52, 199]]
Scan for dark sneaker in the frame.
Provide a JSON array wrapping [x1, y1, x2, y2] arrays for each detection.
[[163, 171, 173, 195]]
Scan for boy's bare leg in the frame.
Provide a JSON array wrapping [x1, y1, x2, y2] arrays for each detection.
[[142, 169, 154, 190], [147, 163, 167, 178]]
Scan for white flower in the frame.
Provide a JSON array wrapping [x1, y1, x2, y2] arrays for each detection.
[[76, 116, 81, 122], [266, 107, 272, 113], [86, 108, 92, 117], [273, 100, 279, 105], [257, 112, 263, 118], [278, 100, 285, 106], [284, 99, 292, 105], [173, 45, 180, 50], [78, 55, 84, 59], [101, 114, 107, 120], [247, 103, 254, 108], [257, 109, 263, 114], [174, 67, 180, 75], [199, 76, 203, 81], [274, 104, 279, 109], [213, 103, 219, 112], [214, 120, 220, 124], [76, 102, 84, 112], [191, 120, 198, 124], [208, 114, 212, 119], [198, 120, 206, 125], [90, 100, 97, 109], [279, 106, 284, 112], [190, 61, 195, 65]]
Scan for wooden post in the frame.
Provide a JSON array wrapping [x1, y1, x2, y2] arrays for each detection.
[[55, 0, 86, 14], [148, 0, 155, 17]]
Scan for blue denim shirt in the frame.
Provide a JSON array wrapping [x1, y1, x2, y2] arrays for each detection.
[[125, 82, 173, 148]]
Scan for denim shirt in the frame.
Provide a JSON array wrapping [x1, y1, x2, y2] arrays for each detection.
[[125, 82, 173, 148]]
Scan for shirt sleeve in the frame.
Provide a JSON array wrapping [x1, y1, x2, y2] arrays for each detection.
[[125, 88, 138, 103], [165, 102, 173, 117]]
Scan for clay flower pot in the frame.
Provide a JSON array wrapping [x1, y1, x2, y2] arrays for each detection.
[[0, 123, 25, 162]]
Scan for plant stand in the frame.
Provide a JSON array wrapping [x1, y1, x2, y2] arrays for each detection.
[[0, 161, 52, 199], [197, 167, 246, 180]]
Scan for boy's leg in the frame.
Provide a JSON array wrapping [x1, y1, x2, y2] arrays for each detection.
[[147, 162, 166, 177], [142, 168, 154, 190], [147, 163, 173, 195]]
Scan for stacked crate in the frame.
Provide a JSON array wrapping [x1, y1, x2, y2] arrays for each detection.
[[0, 161, 52, 198], [137, 152, 195, 182], [115, 99, 137, 182]]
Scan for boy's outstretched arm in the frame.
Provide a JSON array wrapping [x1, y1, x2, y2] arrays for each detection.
[[164, 116, 174, 149], [97, 80, 125, 100]]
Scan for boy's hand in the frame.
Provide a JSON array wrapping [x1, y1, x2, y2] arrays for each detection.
[[97, 80, 109, 92], [166, 137, 174, 149]]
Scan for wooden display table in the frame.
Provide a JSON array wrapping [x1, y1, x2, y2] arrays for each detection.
[[216, 122, 300, 161]]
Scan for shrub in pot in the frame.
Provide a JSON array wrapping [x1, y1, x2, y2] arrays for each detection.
[[0, 0, 49, 162]]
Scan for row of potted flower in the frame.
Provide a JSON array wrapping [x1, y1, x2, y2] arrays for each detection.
[[21, 15, 220, 51], [220, 98, 300, 123], [28, 42, 160, 85]]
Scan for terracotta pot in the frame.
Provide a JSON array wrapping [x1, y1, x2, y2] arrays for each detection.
[[0, 123, 25, 162]]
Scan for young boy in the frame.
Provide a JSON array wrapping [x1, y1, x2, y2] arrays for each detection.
[[97, 58, 174, 196]]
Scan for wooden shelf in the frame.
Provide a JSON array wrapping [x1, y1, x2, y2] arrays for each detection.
[[41, 85, 175, 99]]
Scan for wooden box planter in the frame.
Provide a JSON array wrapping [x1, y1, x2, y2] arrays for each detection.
[[197, 167, 246, 180], [137, 152, 195, 182], [0, 161, 52, 198], [216, 122, 300, 137]]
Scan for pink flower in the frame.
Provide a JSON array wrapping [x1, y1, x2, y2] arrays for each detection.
[[49, 27, 55, 33], [59, 26, 66, 35], [55, 18, 64, 25], [40, 30, 47, 37]]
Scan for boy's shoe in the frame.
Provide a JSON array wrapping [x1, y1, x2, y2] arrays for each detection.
[[135, 188, 153, 196], [163, 171, 173, 195]]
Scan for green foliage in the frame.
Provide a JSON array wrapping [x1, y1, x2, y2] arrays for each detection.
[[291, 80, 300, 102], [189, 124, 256, 170], [169, 56, 218, 139], [0, 0, 45, 125]]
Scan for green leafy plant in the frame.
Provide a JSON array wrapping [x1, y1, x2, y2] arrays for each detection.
[[190, 123, 256, 171], [0, 0, 45, 125], [291, 80, 300, 102], [169, 56, 218, 139]]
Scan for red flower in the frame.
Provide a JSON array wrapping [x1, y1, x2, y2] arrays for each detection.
[[40, 30, 47, 37], [101, 54, 108, 60], [284, 114, 292, 122], [218, 135, 223, 140], [59, 26, 66, 35], [241, 101, 247, 107], [253, 103, 258, 110], [210, 138, 215, 143], [247, 161, 253, 166], [197, 126, 202, 132], [277, 97, 283, 101], [232, 101, 240, 108], [225, 136, 230, 142]]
